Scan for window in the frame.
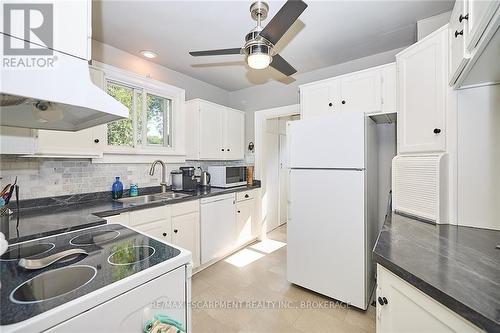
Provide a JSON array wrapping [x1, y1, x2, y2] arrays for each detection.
[[105, 80, 172, 149]]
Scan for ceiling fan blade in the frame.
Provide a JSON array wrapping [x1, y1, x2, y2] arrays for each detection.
[[270, 54, 297, 76], [189, 48, 242, 56], [259, 0, 308, 45]]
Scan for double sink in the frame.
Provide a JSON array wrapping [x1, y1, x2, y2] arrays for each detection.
[[115, 192, 190, 206]]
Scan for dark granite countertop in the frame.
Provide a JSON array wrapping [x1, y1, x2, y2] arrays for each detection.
[[5, 182, 261, 244], [373, 212, 500, 332]]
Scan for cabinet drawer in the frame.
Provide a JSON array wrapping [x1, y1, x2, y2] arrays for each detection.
[[129, 206, 169, 227], [171, 200, 199, 216], [237, 190, 254, 202]]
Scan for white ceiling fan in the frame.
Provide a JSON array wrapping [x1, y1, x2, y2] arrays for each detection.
[[189, 0, 308, 76]]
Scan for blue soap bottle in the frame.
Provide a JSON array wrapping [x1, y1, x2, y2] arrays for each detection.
[[111, 176, 123, 199]]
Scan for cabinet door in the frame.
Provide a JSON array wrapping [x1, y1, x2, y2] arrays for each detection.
[[340, 69, 382, 113], [381, 64, 397, 114], [224, 108, 245, 160], [449, 0, 470, 84], [133, 219, 171, 243], [300, 79, 340, 119], [236, 199, 254, 246], [397, 28, 447, 153], [199, 102, 223, 160], [171, 212, 200, 267], [0, 127, 34, 154], [35, 126, 103, 157], [465, 0, 500, 51], [377, 265, 482, 333], [200, 196, 236, 264]]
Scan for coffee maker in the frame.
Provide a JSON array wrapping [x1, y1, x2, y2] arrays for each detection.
[[179, 166, 197, 191]]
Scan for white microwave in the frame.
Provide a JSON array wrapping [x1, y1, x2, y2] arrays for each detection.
[[207, 166, 247, 188]]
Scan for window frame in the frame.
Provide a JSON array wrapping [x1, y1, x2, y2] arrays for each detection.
[[91, 62, 185, 158]]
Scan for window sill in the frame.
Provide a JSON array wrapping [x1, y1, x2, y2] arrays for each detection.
[[92, 150, 186, 164]]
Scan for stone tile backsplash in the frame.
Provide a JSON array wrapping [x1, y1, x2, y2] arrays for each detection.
[[0, 156, 249, 200]]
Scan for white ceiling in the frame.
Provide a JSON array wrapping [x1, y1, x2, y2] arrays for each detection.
[[92, 0, 454, 91]]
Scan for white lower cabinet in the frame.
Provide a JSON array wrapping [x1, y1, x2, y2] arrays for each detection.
[[236, 193, 255, 247], [200, 194, 236, 265], [171, 201, 200, 268], [376, 264, 482, 333]]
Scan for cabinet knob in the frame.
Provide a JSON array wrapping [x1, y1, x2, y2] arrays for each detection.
[[162, 232, 167, 237], [377, 297, 388, 306], [227, 148, 231, 151], [237, 210, 241, 213], [455, 30, 464, 38], [221, 148, 225, 151], [328, 102, 333, 107], [433, 128, 442, 134], [245, 194, 249, 198], [459, 13, 468, 23], [173, 229, 178, 233], [341, 100, 346, 105], [94, 139, 100, 143]]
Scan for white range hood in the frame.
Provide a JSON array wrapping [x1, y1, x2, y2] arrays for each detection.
[[0, 42, 128, 132]]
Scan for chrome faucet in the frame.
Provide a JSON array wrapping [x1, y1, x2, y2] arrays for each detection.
[[149, 160, 168, 193]]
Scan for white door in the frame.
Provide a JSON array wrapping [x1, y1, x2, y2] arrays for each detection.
[[35, 126, 103, 157], [199, 103, 223, 159], [236, 199, 254, 246], [465, 0, 500, 51], [340, 69, 382, 113], [279, 134, 289, 225], [289, 111, 365, 169], [133, 220, 171, 243], [449, 0, 469, 84], [288, 169, 367, 309], [397, 28, 447, 153], [224, 108, 245, 160], [264, 131, 280, 232], [300, 79, 340, 119], [172, 212, 200, 267], [381, 64, 397, 113], [200, 196, 236, 264]]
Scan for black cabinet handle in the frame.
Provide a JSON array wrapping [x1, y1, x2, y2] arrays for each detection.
[[377, 297, 388, 306], [341, 100, 346, 105], [237, 210, 241, 213], [455, 30, 464, 38], [434, 128, 442, 134], [245, 194, 249, 198], [221, 148, 225, 151], [328, 102, 333, 107], [173, 229, 178, 234], [94, 139, 99, 143], [162, 232, 167, 237], [459, 13, 468, 23], [227, 148, 230, 151], [383, 297, 388, 304]]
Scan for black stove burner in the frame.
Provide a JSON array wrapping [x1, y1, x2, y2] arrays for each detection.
[[107, 245, 155, 265], [0, 243, 55, 261], [70, 230, 120, 246]]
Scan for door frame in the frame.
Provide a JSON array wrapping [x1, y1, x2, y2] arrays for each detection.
[[254, 104, 299, 237]]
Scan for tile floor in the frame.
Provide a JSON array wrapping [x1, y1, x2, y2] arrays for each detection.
[[191, 225, 376, 333]]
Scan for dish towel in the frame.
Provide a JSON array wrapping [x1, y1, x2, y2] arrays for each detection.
[[144, 314, 185, 333]]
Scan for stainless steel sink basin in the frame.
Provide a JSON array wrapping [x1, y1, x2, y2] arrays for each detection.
[[115, 192, 190, 205]]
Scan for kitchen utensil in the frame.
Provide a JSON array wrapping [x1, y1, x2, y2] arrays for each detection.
[[171, 170, 183, 191], [18, 248, 89, 270], [200, 171, 211, 187], [4, 177, 17, 204], [0, 184, 11, 197]]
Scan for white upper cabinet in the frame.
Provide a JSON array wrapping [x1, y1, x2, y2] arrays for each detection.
[[1, 0, 92, 60], [185, 99, 245, 161], [449, 0, 471, 85], [199, 102, 224, 160], [464, 0, 500, 51], [224, 108, 245, 160], [300, 79, 340, 119], [340, 69, 382, 113], [397, 26, 448, 153], [300, 63, 395, 119]]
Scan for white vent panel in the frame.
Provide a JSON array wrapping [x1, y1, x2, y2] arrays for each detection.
[[392, 154, 448, 223]]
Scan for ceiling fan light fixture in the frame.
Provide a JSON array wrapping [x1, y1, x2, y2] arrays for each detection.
[[247, 53, 272, 70]]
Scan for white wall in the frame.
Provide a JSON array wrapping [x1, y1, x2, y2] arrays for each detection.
[[417, 11, 451, 41], [92, 40, 229, 105], [228, 47, 406, 145], [457, 84, 500, 230]]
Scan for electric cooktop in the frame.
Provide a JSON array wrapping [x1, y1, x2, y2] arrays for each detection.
[[0, 224, 181, 326]]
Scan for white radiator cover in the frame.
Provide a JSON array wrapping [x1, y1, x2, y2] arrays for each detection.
[[392, 154, 449, 223]]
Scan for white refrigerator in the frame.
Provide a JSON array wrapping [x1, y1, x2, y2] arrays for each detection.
[[287, 111, 378, 310]]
